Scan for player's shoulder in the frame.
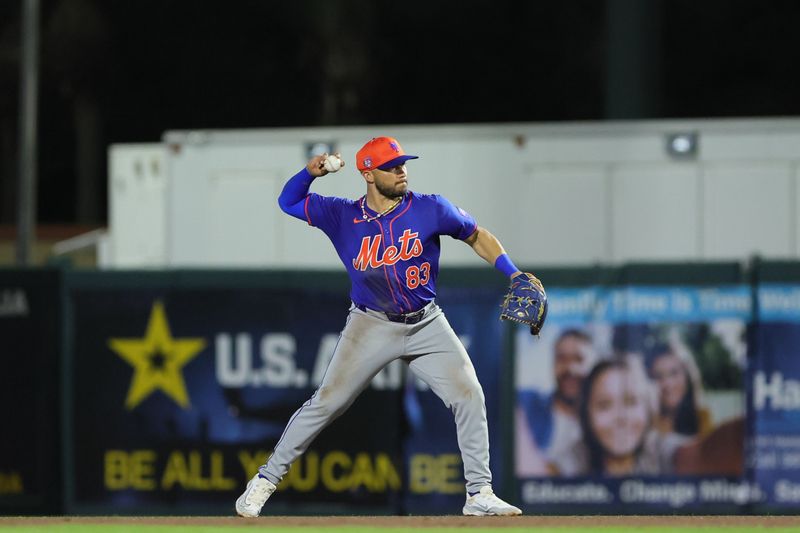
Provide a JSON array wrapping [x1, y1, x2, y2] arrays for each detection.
[[405, 192, 446, 215], [335, 196, 359, 208], [312, 193, 358, 209], [409, 191, 451, 206], [414, 192, 466, 217]]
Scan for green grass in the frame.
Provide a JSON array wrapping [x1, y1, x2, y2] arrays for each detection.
[[0, 521, 800, 533]]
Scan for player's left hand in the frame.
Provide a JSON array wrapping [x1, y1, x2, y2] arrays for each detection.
[[499, 272, 547, 336]]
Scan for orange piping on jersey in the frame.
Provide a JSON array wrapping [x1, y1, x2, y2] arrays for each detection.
[[375, 219, 404, 313], [388, 196, 414, 312], [304, 195, 313, 226]]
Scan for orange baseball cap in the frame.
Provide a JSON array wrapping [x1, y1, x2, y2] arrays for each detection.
[[356, 136, 419, 171]]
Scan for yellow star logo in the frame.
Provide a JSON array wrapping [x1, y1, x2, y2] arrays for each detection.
[[109, 300, 206, 410]]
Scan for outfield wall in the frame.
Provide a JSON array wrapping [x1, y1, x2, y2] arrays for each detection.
[[1, 261, 800, 515]]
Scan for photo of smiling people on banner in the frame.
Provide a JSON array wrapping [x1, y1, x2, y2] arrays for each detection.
[[515, 287, 749, 480], [645, 341, 713, 439], [514, 328, 599, 476]]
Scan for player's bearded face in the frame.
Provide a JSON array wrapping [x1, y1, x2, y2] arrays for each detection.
[[373, 165, 408, 199]]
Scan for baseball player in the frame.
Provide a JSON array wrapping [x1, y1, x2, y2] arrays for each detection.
[[236, 136, 527, 517]]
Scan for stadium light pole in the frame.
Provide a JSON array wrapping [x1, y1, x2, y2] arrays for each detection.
[[16, 0, 40, 266]]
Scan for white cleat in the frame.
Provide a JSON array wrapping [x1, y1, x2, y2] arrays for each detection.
[[235, 474, 277, 518], [462, 486, 522, 516]]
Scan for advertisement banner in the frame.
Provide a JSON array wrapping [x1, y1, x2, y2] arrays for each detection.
[[750, 284, 800, 509], [515, 285, 755, 511], [68, 287, 403, 512], [0, 270, 62, 514]]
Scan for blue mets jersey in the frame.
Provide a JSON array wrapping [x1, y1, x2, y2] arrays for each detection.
[[281, 168, 477, 313]]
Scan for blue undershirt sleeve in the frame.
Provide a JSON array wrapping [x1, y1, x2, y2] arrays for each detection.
[[277, 167, 316, 221]]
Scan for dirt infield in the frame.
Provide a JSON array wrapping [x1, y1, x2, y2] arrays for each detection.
[[1, 515, 800, 528]]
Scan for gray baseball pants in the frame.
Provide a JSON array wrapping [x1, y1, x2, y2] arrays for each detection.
[[259, 301, 492, 493]]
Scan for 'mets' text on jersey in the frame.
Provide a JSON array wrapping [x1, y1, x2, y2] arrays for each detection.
[[303, 191, 477, 314]]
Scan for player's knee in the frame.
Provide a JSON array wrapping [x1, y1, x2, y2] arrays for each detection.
[[475, 385, 486, 405], [451, 382, 486, 410], [314, 387, 350, 419]]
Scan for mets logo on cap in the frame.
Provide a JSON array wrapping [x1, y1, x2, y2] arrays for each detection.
[[356, 136, 419, 171]]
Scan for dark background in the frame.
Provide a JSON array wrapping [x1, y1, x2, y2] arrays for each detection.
[[0, 269, 62, 514], [1, 0, 799, 224]]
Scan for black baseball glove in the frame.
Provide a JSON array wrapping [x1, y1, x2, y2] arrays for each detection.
[[499, 272, 548, 336]]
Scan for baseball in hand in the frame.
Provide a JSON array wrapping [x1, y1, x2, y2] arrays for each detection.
[[323, 154, 343, 173]]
